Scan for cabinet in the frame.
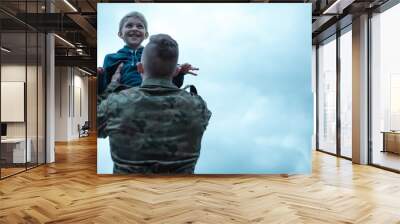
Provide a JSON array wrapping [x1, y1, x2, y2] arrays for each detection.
[[382, 132, 400, 154]]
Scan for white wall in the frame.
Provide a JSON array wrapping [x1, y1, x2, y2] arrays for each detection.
[[54, 67, 89, 141], [1, 65, 41, 137], [1, 82, 25, 122], [72, 73, 89, 138], [55, 66, 69, 141], [1, 63, 46, 164], [1, 65, 26, 131]]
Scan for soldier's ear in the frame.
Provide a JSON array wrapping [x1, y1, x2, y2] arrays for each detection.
[[137, 62, 144, 74], [118, 31, 123, 39]]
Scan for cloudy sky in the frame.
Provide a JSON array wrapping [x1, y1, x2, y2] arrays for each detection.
[[97, 3, 313, 174]]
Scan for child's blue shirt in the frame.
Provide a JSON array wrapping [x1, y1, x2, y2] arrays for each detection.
[[98, 45, 184, 95]]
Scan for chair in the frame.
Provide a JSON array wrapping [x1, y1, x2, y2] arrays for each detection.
[[78, 121, 90, 138]]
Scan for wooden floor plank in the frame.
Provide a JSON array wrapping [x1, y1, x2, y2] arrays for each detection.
[[0, 135, 399, 223]]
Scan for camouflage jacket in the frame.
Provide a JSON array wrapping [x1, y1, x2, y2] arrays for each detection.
[[97, 78, 211, 174]]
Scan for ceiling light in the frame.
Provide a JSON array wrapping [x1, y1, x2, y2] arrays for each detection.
[[1, 47, 11, 53], [76, 48, 85, 55], [78, 67, 93, 76], [63, 0, 78, 12], [54, 34, 75, 48]]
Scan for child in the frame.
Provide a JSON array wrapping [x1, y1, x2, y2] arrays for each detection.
[[98, 11, 198, 96]]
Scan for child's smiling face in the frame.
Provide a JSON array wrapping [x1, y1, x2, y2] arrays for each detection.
[[119, 17, 148, 49]]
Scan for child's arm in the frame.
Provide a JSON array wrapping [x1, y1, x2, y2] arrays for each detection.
[[99, 53, 129, 95], [98, 54, 114, 96], [97, 67, 106, 96]]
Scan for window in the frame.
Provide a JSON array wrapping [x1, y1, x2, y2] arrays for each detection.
[[317, 36, 337, 154], [339, 28, 352, 158], [371, 3, 400, 171]]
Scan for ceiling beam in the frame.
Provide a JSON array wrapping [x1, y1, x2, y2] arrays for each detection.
[[55, 55, 96, 71], [312, 15, 335, 33], [323, 0, 356, 14], [67, 13, 97, 46]]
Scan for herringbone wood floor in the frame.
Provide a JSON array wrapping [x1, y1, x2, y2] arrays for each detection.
[[1, 135, 400, 224]]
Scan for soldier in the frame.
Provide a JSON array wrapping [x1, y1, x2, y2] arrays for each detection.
[[97, 34, 211, 174]]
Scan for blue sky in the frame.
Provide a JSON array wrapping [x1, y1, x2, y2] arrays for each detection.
[[97, 3, 313, 174]]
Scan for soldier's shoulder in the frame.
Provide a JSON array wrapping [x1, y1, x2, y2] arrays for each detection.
[[120, 86, 142, 96], [106, 86, 141, 102], [103, 88, 140, 110]]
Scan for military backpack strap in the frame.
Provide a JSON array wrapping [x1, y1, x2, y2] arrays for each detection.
[[183, 85, 198, 96]]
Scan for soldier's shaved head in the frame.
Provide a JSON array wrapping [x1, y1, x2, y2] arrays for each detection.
[[141, 34, 179, 78]]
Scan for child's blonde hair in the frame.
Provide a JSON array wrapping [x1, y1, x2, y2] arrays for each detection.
[[119, 11, 148, 33]]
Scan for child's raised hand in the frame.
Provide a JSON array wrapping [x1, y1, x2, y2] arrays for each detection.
[[111, 63, 124, 83], [178, 63, 199, 76]]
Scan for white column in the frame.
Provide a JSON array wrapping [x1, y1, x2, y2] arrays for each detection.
[[45, 0, 55, 163], [46, 33, 55, 163], [352, 14, 369, 164]]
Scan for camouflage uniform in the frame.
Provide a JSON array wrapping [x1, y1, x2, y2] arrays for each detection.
[[97, 78, 211, 174]]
